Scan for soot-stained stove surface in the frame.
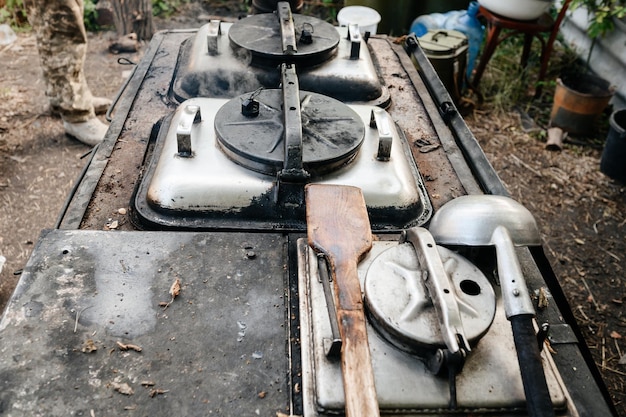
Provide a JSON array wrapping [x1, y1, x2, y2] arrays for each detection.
[[67, 32, 467, 231], [0, 229, 290, 415], [133, 88, 431, 230]]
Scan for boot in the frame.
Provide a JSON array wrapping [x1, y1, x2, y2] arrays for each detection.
[[51, 96, 112, 117], [63, 118, 109, 146], [92, 96, 112, 115]]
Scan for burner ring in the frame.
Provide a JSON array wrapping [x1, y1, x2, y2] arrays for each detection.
[[364, 243, 496, 356], [214, 89, 365, 176]]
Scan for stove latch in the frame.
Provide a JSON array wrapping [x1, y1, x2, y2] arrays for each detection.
[[206, 20, 221, 56], [370, 108, 393, 161], [277, 1, 297, 55], [278, 63, 310, 182], [347, 24, 362, 59], [176, 104, 201, 157]]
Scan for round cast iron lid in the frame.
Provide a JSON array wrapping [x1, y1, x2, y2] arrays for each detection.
[[228, 13, 340, 67], [214, 89, 365, 176], [364, 243, 496, 355]]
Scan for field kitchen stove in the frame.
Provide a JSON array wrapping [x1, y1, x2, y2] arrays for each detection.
[[0, 3, 617, 417]]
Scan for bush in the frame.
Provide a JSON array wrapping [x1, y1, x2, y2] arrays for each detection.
[[0, 0, 27, 28]]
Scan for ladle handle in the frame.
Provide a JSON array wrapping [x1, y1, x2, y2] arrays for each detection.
[[492, 226, 535, 318], [511, 315, 556, 417], [492, 227, 555, 417]]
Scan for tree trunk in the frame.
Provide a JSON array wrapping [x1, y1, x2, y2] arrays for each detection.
[[111, 0, 154, 42]]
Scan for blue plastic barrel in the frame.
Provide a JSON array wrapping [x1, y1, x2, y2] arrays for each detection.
[[410, 13, 451, 36], [410, 2, 484, 79], [443, 1, 483, 79]]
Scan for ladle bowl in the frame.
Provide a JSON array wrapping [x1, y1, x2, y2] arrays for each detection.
[[428, 195, 541, 248]]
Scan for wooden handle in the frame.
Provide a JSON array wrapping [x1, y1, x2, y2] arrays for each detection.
[[335, 258, 380, 417], [305, 184, 380, 417]]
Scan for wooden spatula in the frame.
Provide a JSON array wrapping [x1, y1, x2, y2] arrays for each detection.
[[305, 183, 380, 417]]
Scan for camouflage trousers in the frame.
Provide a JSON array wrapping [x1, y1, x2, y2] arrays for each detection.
[[27, 0, 95, 123]]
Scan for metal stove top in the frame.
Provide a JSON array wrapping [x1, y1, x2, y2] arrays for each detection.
[[170, 6, 389, 106], [135, 65, 431, 231]]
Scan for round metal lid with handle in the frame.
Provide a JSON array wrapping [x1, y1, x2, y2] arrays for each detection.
[[364, 242, 496, 355], [229, 3, 340, 68], [215, 88, 365, 177]]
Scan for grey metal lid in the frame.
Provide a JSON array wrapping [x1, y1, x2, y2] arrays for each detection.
[[364, 242, 496, 355], [418, 29, 468, 57]]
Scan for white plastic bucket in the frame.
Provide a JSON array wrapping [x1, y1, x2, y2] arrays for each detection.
[[337, 6, 381, 35]]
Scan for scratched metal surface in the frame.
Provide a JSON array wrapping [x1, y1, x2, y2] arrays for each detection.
[[0, 229, 290, 416]]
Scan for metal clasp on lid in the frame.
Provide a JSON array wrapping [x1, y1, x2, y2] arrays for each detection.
[[370, 108, 393, 161], [206, 20, 221, 56], [176, 104, 202, 157], [347, 23, 361, 59]]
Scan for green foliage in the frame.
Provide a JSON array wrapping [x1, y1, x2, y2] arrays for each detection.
[[0, 0, 103, 31], [302, 0, 341, 23], [322, 0, 338, 21], [571, 0, 626, 39], [0, 0, 27, 28], [153, 0, 187, 17], [477, 35, 580, 118], [477, 37, 532, 114], [83, 0, 101, 31]]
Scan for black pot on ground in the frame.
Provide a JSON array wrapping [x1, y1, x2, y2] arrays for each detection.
[[600, 108, 626, 183]]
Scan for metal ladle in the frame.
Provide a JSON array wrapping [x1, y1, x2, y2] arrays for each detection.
[[428, 195, 555, 417]]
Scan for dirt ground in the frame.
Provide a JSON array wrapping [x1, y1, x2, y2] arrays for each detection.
[[0, 1, 624, 415]]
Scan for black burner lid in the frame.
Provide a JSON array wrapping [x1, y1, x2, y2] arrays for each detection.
[[214, 89, 365, 176], [228, 10, 340, 68]]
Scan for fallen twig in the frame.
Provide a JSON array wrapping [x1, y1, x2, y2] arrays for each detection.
[[510, 154, 543, 178], [116, 341, 142, 352], [74, 306, 93, 333], [577, 305, 590, 321], [600, 247, 621, 262], [149, 388, 169, 397], [595, 364, 626, 377], [581, 278, 600, 311]]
